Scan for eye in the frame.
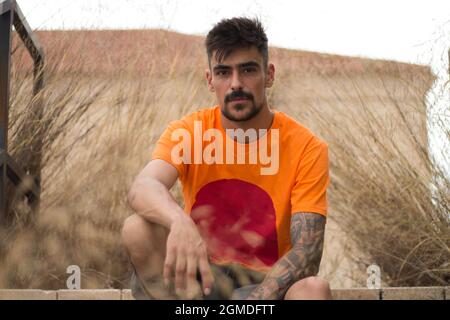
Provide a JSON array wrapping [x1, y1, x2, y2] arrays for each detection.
[[243, 67, 257, 73], [215, 70, 230, 76]]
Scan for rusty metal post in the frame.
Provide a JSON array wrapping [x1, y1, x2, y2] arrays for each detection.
[[13, 2, 45, 214], [0, 1, 13, 223], [0, 0, 44, 223]]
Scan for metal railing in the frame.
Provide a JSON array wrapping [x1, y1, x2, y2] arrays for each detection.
[[0, 0, 44, 224]]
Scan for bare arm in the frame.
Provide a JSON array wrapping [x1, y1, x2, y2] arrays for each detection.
[[127, 159, 184, 228], [243, 212, 326, 300], [127, 159, 213, 296]]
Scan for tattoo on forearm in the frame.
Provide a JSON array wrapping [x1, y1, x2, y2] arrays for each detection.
[[247, 212, 326, 300]]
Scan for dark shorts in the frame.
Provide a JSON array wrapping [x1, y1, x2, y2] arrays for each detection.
[[130, 263, 264, 300]]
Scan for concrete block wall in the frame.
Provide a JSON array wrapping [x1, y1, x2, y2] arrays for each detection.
[[332, 287, 447, 300], [0, 287, 448, 300], [0, 289, 129, 300]]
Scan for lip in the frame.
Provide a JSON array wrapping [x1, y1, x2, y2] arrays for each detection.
[[229, 98, 248, 103]]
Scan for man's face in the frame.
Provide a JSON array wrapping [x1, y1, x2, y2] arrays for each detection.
[[206, 46, 275, 122]]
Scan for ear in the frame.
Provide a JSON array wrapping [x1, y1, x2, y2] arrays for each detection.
[[205, 69, 215, 92], [265, 63, 275, 88]]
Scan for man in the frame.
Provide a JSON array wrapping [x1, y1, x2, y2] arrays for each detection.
[[122, 17, 332, 300]]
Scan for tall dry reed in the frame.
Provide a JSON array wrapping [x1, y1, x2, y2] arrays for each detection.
[[1, 29, 447, 290]]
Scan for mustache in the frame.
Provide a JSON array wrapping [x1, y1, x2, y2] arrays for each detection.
[[224, 90, 254, 103]]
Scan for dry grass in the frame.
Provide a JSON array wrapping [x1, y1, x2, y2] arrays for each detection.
[[281, 70, 449, 286], [0, 29, 447, 290]]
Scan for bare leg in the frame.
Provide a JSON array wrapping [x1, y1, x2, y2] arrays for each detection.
[[121, 214, 177, 299], [284, 276, 333, 300]]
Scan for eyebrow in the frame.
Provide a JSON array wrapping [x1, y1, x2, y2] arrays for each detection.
[[213, 61, 261, 71]]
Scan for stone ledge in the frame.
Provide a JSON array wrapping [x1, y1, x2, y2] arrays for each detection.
[[332, 288, 380, 300], [0, 289, 57, 300], [0, 287, 447, 300], [121, 289, 135, 300], [58, 289, 121, 300], [381, 287, 444, 300]]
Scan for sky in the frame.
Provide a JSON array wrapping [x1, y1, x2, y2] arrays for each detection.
[[14, 0, 450, 176], [16, 0, 450, 65]]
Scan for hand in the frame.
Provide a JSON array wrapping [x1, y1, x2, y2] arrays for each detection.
[[163, 206, 214, 299]]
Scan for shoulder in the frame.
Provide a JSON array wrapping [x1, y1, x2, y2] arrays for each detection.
[[167, 106, 218, 130], [181, 106, 217, 121], [275, 110, 328, 151]]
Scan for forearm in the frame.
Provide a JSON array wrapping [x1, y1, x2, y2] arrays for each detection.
[[127, 176, 186, 228], [247, 243, 322, 299], [246, 213, 325, 300]]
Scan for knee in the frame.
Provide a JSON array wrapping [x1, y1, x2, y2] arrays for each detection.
[[305, 276, 330, 293], [121, 214, 152, 258], [302, 276, 330, 292], [284, 276, 331, 300]]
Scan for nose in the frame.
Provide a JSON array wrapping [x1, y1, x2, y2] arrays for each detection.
[[230, 70, 243, 91]]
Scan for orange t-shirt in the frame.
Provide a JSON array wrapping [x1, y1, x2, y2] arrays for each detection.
[[152, 106, 329, 272]]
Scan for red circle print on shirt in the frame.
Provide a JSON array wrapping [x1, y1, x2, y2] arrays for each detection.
[[190, 179, 278, 269]]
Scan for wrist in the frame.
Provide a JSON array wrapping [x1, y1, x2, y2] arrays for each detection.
[[168, 209, 190, 228]]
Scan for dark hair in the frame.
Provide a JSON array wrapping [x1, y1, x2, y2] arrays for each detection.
[[205, 17, 268, 68]]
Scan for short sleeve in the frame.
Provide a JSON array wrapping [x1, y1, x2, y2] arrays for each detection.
[[290, 139, 330, 216], [151, 120, 190, 180]]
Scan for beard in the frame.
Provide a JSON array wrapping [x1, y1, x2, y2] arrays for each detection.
[[221, 90, 262, 122]]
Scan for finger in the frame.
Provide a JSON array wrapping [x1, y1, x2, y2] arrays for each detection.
[[186, 255, 199, 297], [163, 248, 175, 287], [198, 255, 214, 295], [186, 255, 197, 282], [175, 251, 187, 292]]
